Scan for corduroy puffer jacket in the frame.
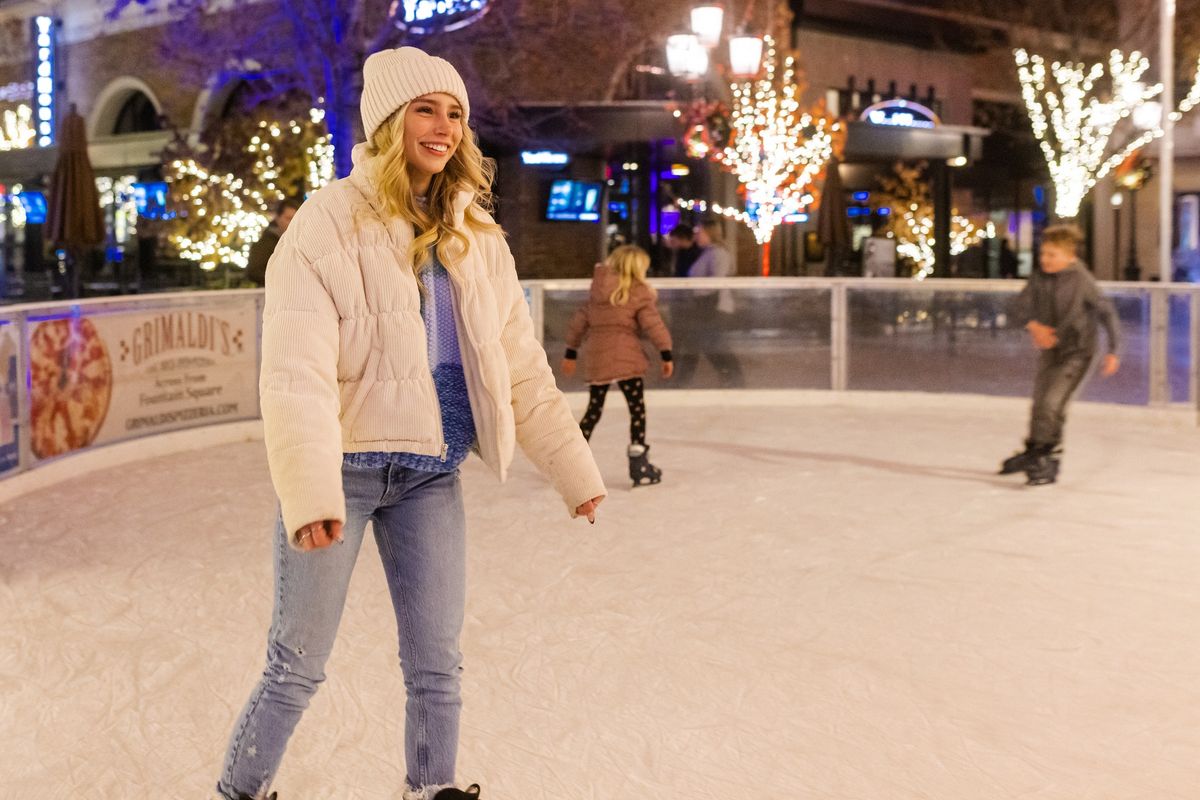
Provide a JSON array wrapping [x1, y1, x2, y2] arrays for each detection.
[[260, 145, 605, 539]]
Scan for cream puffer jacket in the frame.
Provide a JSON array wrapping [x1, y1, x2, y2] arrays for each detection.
[[260, 145, 605, 539]]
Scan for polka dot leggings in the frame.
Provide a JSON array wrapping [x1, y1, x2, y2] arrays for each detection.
[[579, 378, 647, 445]]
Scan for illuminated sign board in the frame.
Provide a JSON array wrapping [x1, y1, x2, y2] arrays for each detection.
[[393, 0, 492, 35], [861, 99, 940, 129], [33, 17, 56, 147], [521, 150, 570, 166]]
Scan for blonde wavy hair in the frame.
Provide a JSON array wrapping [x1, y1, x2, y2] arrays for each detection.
[[361, 102, 501, 277], [606, 244, 654, 306]]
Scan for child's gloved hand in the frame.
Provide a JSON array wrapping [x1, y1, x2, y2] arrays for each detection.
[[561, 358, 577, 377], [1101, 353, 1120, 377], [661, 361, 674, 379]]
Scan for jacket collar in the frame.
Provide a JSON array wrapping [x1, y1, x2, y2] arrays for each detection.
[[349, 142, 474, 228]]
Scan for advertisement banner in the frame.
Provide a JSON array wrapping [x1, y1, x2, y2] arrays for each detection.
[[27, 299, 259, 461], [0, 317, 19, 476]]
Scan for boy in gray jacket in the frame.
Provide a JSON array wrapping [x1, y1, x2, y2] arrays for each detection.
[[1000, 224, 1121, 485]]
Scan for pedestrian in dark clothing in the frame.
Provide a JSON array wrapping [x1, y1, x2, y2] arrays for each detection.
[[999, 238, 1019, 279], [666, 224, 702, 278], [1000, 224, 1121, 485], [244, 197, 301, 286]]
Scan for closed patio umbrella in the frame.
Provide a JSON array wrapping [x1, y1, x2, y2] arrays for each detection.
[[816, 157, 850, 276], [45, 105, 104, 298]]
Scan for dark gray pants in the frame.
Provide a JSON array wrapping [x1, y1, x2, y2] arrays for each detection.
[[1028, 349, 1094, 448]]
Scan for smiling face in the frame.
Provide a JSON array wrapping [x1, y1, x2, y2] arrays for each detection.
[[403, 93, 464, 196]]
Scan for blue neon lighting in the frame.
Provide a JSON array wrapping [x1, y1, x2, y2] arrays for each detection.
[[33, 16, 56, 147]]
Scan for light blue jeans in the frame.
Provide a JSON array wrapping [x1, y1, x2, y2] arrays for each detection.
[[217, 463, 466, 799]]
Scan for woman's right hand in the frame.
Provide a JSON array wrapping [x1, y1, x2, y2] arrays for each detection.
[[294, 519, 344, 551]]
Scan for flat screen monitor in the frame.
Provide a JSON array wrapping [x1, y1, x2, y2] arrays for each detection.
[[16, 191, 46, 224], [546, 179, 602, 222], [133, 182, 170, 220]]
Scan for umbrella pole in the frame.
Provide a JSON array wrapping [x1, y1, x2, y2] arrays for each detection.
[[68, 247, 81, 299]]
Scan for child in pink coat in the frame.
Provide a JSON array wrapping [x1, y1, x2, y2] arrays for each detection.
[[562, 245, 674, 486]]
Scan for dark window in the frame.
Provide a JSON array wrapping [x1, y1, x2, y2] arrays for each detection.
[[112, 92, 161, 135]]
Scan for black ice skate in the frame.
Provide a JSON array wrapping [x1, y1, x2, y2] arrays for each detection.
[[998, 440, 1038, 475], [433, 785, 481, 800], [627, 443, 662, 487], [235, 793, 277, 800], [1024, 446, 1061, 486]]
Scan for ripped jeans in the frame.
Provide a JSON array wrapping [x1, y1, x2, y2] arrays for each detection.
[[216, 464, 466, 799]]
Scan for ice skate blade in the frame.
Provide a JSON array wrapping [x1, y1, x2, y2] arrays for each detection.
[[1025, 476, 1057, 486]]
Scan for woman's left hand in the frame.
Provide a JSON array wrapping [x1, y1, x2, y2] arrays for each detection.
[[575, 495, 604, 524]]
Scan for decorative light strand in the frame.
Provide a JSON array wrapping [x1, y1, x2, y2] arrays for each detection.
[[890, 206, 994, 280], [1015, 48, 1200, 218], [0, 104, 35, 151], [700, 35, 840, 244], [166, 109, 333, 270]]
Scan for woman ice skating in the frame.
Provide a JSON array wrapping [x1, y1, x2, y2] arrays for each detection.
[[216, 46, 606, 800], [1000, 224, 1121, 485], [562, 244, 673, 486]]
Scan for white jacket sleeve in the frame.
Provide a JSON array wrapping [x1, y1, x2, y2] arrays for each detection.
[[494, 242, 606, 515], [259, 237, 346, 543]]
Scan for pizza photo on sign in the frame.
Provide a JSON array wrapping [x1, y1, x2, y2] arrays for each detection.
[[30, 317, 113, 459]]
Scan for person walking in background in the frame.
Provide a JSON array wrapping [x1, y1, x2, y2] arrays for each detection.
[[673, 218, 744, 387], [666, 223, 702, 278], [999, 224, 1120, 486], [244, 197, 301, 287], [216, 47, 605, 800], [562, 245, 673, 487]]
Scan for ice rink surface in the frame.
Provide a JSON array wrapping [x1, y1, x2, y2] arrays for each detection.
[[1, 391, 1198, 799]]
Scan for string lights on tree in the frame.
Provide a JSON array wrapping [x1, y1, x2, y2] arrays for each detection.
[[163, 106, 333, 271], [680, 35, 843, 246], [1014, 48, 1200, 218], [873, 162, 993, 280], [0, 104, 35, 151]]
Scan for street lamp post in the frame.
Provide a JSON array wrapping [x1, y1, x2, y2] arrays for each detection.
[[1121, 161, 1153, 281]]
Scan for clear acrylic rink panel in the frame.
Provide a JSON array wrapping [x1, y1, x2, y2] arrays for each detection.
[[1, 392, 1197, 799], [540, 278, 1199, 407]]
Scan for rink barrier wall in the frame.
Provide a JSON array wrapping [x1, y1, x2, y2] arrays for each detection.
[[0, 279, 1196, 492]]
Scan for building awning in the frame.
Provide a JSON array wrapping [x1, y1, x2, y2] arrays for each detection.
[[844, 120, 989, 162], [515, 101, 679, 151], [0, 130, 171, 183]]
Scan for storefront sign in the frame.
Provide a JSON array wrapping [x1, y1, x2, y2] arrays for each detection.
[[861, 99, 940, 129], [394, 0, 491, 35], [521, 150, 570, 166], [27, 300, 259, 461], [33, 16, 57, 147]]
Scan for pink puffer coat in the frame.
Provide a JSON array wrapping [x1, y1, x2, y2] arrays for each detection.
[[565, 265, 672, 385]]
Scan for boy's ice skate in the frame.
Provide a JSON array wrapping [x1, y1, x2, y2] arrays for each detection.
[[999, 440, 1038, 475], [1024, 446, 1061, 486]]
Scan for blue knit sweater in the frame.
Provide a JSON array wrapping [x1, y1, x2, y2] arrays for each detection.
[[344, 257, 476, 472]]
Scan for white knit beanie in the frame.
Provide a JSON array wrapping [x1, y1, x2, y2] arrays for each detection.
[[360, 47, 470, 141]]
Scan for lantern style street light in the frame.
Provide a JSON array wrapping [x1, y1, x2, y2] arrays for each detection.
[[667, 3, 764, 81]]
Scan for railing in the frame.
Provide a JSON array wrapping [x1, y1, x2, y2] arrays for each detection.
[[0, 279, 1195, 485], [532, 278, 1200, 410]]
